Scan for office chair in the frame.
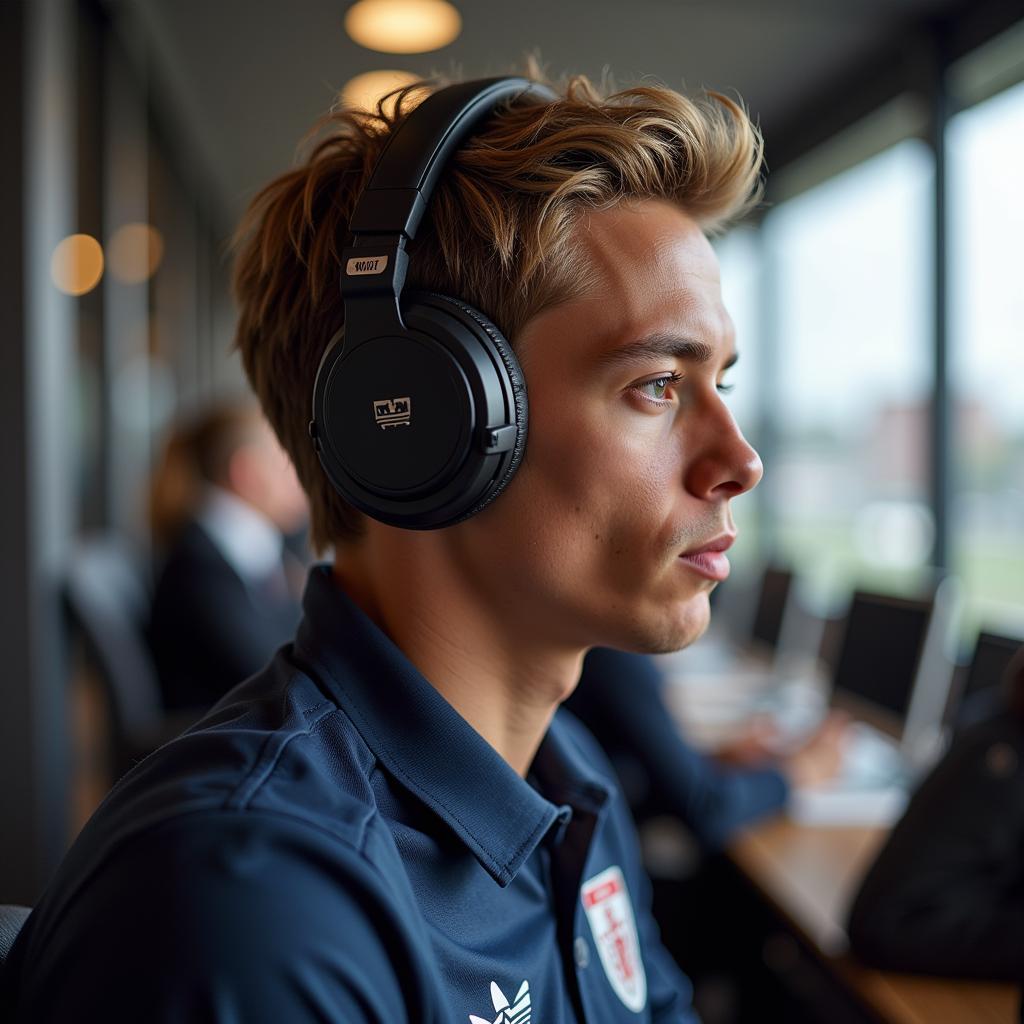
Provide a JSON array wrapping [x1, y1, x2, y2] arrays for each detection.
[[63, 535, 198, 778]]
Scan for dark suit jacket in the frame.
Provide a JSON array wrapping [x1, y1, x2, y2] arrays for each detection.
[[148, 520, 302, 712]]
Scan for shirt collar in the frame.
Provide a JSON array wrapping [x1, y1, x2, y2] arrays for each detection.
[[196, 485, 284, 582], [294, 564, 612, 887]]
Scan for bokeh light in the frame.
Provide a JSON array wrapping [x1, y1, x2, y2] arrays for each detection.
[[342, 69, 422, 115], [344, 0, 461, 54], [50, 234, 104, 296], [108, 223, 165, 284]]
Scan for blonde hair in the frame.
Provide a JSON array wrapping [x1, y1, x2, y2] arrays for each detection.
[[232, 66, 764, 553]]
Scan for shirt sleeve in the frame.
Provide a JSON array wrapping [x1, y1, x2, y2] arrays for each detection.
[[566, 648, 788, 848], [13, 811, 425, 1023], [847, 715, 1024, 981]]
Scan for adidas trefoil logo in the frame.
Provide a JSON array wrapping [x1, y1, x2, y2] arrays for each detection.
[[469, 979, 531, 1024]]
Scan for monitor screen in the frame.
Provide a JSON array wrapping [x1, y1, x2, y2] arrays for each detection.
[[832, 592, 932, 719], [749, 567, 793, 651], [965, 632, 1023, 698]]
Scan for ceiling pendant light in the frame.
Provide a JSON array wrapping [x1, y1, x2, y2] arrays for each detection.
[[342, 69, 422, 115], [344, 0, 461, 55]]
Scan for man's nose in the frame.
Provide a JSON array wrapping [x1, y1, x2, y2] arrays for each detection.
[[682, 401, 764, 500]]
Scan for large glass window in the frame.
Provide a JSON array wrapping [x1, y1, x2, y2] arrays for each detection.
[[763, 139, 935, 610], [949, 79, 1024, 639], [714, 226, 763, 577]]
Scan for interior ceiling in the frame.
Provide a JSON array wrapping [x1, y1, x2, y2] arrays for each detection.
[[117, 0, 966, 225]]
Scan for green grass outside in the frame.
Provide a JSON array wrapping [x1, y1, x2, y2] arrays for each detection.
[[770, 520, 1024, 647]]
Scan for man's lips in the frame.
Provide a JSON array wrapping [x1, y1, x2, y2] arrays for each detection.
[[681, 532, 736, 556], [678, 533, 735, 581]]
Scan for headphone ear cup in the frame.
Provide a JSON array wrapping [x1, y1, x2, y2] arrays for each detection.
[[311, 292, 527, 529], [409, 293, 527, 519]]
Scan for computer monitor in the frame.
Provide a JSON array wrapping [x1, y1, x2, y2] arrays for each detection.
[[748, 566, 794, 654], [965, 631, 1023, 699], [954, 631, 1024, 728], [831, 591, 933, 727]]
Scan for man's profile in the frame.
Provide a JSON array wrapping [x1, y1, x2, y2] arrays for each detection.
[[2, 66, 764, 1022]]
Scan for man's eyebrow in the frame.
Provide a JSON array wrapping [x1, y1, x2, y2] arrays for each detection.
[[596, 333, 739, 371]]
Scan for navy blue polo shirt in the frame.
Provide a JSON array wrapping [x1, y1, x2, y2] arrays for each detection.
[[5, 565, 697, 1023]]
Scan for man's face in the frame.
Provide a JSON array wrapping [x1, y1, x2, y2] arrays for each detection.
[[453, 198, 762, 654]]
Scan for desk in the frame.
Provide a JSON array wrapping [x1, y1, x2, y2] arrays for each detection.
[[728, 816, 1019, 1024]]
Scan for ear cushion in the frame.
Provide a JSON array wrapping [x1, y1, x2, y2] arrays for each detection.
[[411, 292, 528, 521]]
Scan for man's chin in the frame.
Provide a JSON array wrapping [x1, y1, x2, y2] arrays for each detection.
[[662, 599, 712, 653], [612, 590, 712, 656]]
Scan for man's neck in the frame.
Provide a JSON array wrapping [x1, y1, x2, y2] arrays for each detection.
[[332, 535, 584, 778]]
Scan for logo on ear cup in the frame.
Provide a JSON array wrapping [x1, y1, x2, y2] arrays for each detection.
[[346, 255, 389, 276], [373, 396, 412, 429]]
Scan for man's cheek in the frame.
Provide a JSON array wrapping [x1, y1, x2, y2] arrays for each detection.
[[530, 446, 608, 510]]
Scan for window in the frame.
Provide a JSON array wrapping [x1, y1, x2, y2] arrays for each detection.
[[714, 226, 763, 575], [763, 139, 935, 610], [949, 78, 1024, 639]]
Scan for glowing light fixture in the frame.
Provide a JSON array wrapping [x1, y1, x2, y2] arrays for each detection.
[[342, 69, 422, 115], [108, 222, 165, 284], [345, 0, 461, 54], [50, 233, 104, 296]]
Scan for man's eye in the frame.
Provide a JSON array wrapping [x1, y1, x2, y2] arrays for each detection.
[[634, 373, 683, 401]]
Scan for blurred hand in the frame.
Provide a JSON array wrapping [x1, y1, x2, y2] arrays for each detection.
[[715, 715, 785, 768], [781, 711, 851, 789]]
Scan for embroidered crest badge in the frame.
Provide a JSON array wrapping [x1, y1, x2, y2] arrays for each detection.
[[580, 865, 647, 1013], [469, 979, 531, 1024]]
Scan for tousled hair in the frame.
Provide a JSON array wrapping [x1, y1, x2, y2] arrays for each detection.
[[232, 63, 764, 553]]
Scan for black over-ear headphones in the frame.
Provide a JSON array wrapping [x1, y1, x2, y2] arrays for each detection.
[[309, 77, 557, 530]]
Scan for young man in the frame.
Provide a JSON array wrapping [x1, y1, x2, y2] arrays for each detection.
[[3, 70, 763, 1022]]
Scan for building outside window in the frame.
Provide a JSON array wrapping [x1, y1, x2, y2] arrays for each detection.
[[948, 78, 1024, 641], [714, 225, 764, 578], [762, 137, 935, 612]]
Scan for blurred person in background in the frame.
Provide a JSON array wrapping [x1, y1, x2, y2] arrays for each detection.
[[565, 647, 847, 850], [848, 645, 1024, 980], [147, 401, 309, 711]]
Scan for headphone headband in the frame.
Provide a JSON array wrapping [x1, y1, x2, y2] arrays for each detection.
[[348, 77, 556, 242], [313, 76, 554, 529]]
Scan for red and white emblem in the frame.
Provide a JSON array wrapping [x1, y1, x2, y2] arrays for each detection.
[[580, 865, 647, 1013]]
